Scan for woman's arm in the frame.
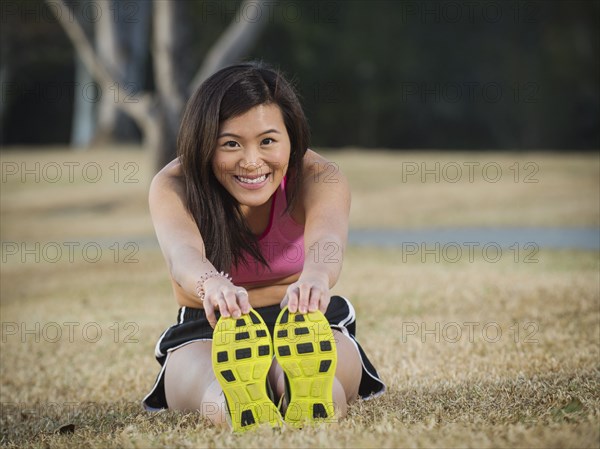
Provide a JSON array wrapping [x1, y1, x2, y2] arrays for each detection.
[[149, 159, 250, 326], [283, 150, 351, 314]]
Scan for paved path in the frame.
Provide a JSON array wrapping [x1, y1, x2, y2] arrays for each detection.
[[348, 227, 600, 250], [39, 227, 598, 251]]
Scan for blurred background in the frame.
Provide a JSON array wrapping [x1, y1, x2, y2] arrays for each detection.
[[1, 3, 599, 447], [1, 0, 598, 169]]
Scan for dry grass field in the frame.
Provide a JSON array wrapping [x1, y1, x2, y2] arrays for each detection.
[[1, 147, 598, 448]]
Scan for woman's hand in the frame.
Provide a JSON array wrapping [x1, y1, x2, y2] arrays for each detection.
[[281, 271, 330, 314], [202, 277, 251, 328]]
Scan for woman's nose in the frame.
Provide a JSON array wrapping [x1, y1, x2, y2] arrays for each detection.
[[240, 147, 263, 171]]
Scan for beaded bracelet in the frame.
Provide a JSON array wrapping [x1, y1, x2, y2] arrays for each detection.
[[196, 271, 232, 302]]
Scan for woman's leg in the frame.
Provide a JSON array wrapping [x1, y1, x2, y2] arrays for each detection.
[[164, 341, 228, 425], [270, 329, 362, 418], [331, 329, 362, 413]]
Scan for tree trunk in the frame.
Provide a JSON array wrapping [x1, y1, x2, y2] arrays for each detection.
[[95, 0, 150, 144], [47, 0, 268, 173], [189, 0, 270, 93], [151, 0, 195, 166], [71, 56, 96, 147], [141, 104, 177, 171], [70, 0, 95, 148]]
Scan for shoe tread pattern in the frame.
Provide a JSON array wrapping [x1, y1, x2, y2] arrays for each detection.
[[273, 307, 338, 428], [212, 309, 282, 432]]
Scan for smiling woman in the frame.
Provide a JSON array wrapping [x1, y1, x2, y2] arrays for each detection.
[[212, 104, 291, 212], [141, 62, 385, 431]]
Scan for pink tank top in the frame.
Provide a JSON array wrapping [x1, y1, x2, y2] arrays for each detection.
[[229, 177, 305, 286]]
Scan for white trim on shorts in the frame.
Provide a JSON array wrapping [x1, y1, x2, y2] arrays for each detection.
[[331, 296, 386, 400]]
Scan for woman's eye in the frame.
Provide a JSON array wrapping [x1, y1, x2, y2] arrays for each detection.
[[223, 141, 239, 148], [261, 138, 274, 145]]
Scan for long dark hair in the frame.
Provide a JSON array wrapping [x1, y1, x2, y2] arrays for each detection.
[[177, 61, 310, 272]]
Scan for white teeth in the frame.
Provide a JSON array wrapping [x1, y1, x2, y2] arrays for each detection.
[[236, 174, 268, 184]]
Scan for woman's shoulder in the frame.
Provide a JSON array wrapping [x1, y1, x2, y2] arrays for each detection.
[[303, 149, 327, 169], [300, 149, 348, 187], [149, 158, 185, 199], [155, 157, 183, 180], [285, 149, 348, 224]]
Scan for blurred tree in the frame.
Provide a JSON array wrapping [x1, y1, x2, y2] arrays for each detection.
[[1, 1, 75, 145], [70, 0, 96, 147], [47, 0, 268, 170], [249, 0, 598, 151], [5, 1, 597, 152], [93, 0, 150, 145]]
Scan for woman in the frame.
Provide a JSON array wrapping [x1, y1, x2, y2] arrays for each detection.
[[142, 62, 385, 431]]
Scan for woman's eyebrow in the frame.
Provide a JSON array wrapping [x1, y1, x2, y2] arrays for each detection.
[[258, 128, 281, 136], [218, 129, 281, 139]]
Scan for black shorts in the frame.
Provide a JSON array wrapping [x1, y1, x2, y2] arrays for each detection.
[[142, 295, 386, 411]]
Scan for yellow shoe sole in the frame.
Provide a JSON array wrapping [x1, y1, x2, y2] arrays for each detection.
[[212, 309, 282, 432], [273, 307, 338, 428]]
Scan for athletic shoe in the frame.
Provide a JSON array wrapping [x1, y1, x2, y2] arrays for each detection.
[[273, 306, 338, 428], [212, 309, 282, 432]]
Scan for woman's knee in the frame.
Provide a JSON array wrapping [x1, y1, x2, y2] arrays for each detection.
[[164, 341, 220, 413], [199, 379, 228, 425], [332, 378, 348, 418], [333, 330, 362, 402], [268, 359, 286, 400]]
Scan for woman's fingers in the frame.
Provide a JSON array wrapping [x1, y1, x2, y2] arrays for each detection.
[[318, 292, 330, 314], [236, 289, 251, 314], [286, 286, 299, 313], [203, 297, 218, 328], [223, 289, 241, 318], [297, 283, 312, 313], [222, 288, 251, 317], [285, 282, 329, 314], [280, 294, 289, 309], [205, 286, 251, 327], [308, 286, 324, 313], [215, 293, 229, 318]]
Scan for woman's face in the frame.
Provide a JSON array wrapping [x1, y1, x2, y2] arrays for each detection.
[[212, 103, 291, 209]]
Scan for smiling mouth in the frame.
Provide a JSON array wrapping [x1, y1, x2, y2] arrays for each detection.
[[234, 173, 270, 184]]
